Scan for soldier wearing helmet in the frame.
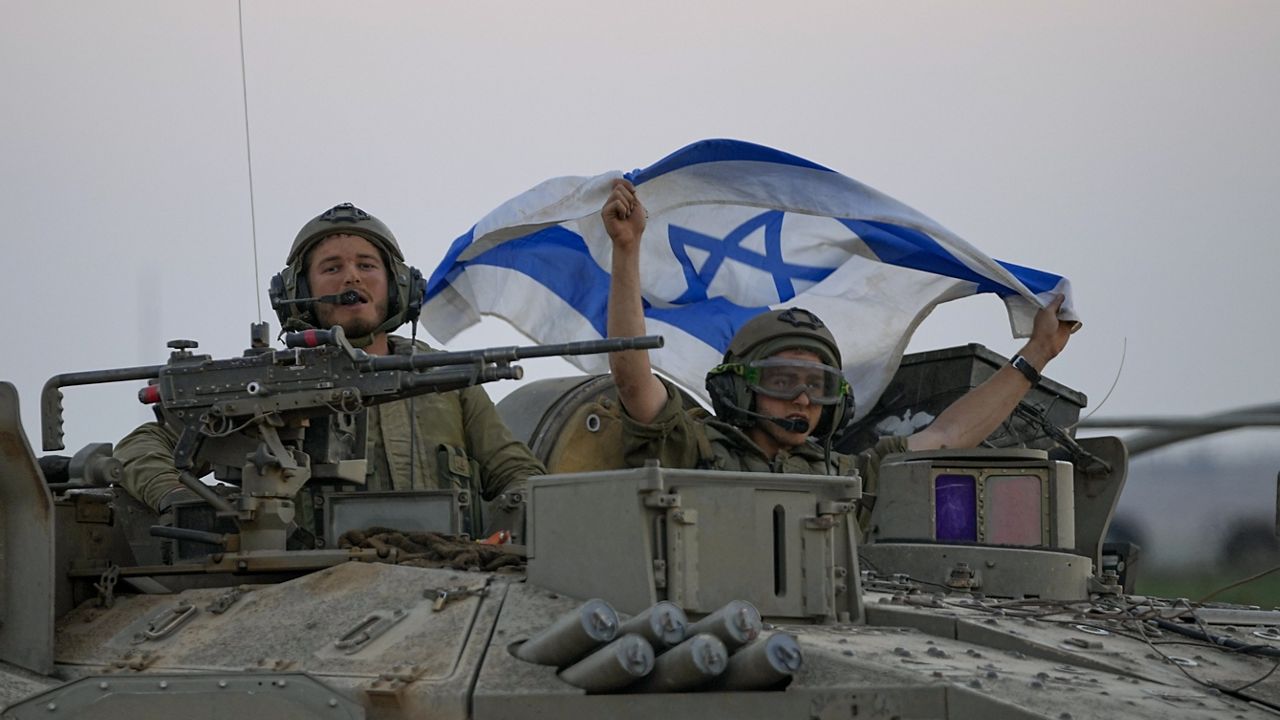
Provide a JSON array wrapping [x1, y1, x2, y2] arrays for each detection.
[[116, 203, 545, 537], [601, 179, 1074, 485]]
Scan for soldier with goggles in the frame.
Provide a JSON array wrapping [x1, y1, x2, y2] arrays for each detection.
[[729, 357, 850, 406], [599, 179, 1076, 505]]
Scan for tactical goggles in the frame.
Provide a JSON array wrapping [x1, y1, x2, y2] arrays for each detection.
[[740, 358, 850, 405]]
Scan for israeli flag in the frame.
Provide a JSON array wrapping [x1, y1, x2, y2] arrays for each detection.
[[422, 139, 1077, 420]]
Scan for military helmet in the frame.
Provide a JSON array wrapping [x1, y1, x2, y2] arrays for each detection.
[[269, 203, 424, 340], [705, 307, 854, 438]]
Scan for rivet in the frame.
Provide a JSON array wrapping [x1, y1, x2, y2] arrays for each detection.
[[158, 681, 168, 689], [218, 681, 228, 688], [328, 699, 339, 708], [46, 702, 57, 711], [97, 681, 109, 690], [276, 680, 287, 687]]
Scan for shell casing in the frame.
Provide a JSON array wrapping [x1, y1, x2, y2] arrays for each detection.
[[685, 600, 762, 653], [617, 601, 688, 650], [558, 634, 655, 692], [628, 633, 728, 693], [706, 632, 804, 691], [514, 598, 619, 666]]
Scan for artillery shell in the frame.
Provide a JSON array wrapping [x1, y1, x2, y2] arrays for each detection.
[[617, 601, 688, 649], [685, 600, 762, 652], [514, 598, 619, 666], [558, 634, 655, 692], [629, 633, 728, 693]]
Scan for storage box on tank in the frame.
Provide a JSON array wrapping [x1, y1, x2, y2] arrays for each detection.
[[837, 343, 1087, 453]]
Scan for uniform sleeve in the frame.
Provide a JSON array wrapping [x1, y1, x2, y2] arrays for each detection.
[[618, 378, 710, 470], [855, 435, 911, 530], [457, 384, 546, 500], [114, 421, 184, 512]]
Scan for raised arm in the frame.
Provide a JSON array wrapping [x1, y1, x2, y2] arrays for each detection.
[[604, 179, 667, 424], [908, 294, 1076, 451]]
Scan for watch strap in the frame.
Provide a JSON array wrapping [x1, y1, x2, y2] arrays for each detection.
[[1010, 354, 1042, 385]]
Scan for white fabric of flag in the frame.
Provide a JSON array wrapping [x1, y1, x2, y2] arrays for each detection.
[[422, 139, 1078, 420]]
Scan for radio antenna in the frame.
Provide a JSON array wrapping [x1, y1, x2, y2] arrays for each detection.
[[237, 0, 263, 322]]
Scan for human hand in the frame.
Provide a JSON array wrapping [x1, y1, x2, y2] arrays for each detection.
[[601, 178, 646, 250], [1023, 294, 1076, 366]]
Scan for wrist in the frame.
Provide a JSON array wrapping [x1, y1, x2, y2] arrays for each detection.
[[1016, 339, 1054, 370], [1009, 354, 1042, 385]]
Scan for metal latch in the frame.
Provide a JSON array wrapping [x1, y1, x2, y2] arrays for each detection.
[[132, 601, 199, 643], [644, 492, 681, 509], [334, 609, 408, 654]]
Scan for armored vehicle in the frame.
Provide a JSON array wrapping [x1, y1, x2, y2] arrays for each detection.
[[1, 324, 1277, 719]]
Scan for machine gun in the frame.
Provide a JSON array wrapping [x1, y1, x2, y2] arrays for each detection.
[[41, 322, 662, 555]]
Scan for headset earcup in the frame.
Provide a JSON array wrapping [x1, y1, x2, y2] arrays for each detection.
[[404, 266, 425, 323], [705, 370, 753, 429], [704, 371, 736, 423], [270, 265, 312, 329], [268, 272, 288, 326], [813, 385, 855, 438]]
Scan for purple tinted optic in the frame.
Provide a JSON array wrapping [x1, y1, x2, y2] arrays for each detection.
[[935, 474, 977, 542]]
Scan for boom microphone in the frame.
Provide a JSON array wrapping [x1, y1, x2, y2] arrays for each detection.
[[727, 401, 810, 434], [274, 290, 363, 308]]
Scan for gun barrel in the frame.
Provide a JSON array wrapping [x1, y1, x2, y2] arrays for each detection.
[[367, 335, 664, 372], [397, 364, 523, 396]]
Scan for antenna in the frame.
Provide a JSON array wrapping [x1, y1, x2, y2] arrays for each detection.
[[237, 0, 262, 322]]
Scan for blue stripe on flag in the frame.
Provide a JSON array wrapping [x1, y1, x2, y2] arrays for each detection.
[[840, 220, 1058, 297], [431, 226, 612, 337], [646, 299, 769, 356], [627, 138, 834, 185], [425, 227, 477, 300], [991, 259, 1061, 295], [427, 223, 769, 351]]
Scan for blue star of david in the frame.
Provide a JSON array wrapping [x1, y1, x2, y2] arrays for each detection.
[[667, 210, 835, 304]]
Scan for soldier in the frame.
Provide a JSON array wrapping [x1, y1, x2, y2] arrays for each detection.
[[115, 203, 546, 532], [601, 179, 1074, 504]]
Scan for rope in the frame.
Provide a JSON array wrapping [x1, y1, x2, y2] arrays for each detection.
[[339, 526, 524, 572]]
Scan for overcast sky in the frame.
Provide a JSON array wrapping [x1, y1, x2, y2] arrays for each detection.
[[3, 1, 1278, 458]]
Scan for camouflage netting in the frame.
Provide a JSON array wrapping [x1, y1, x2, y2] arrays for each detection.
[[338, 527, 525, 572]]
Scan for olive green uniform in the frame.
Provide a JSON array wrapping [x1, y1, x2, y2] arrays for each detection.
[[620, 379, 907, 525], [115, 335, 545, 513]]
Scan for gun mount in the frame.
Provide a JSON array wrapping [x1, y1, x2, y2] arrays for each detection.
[[38, 323, 662, 559]]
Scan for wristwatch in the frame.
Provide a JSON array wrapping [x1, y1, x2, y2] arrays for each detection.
[[1010, 354, 1041, 385]]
